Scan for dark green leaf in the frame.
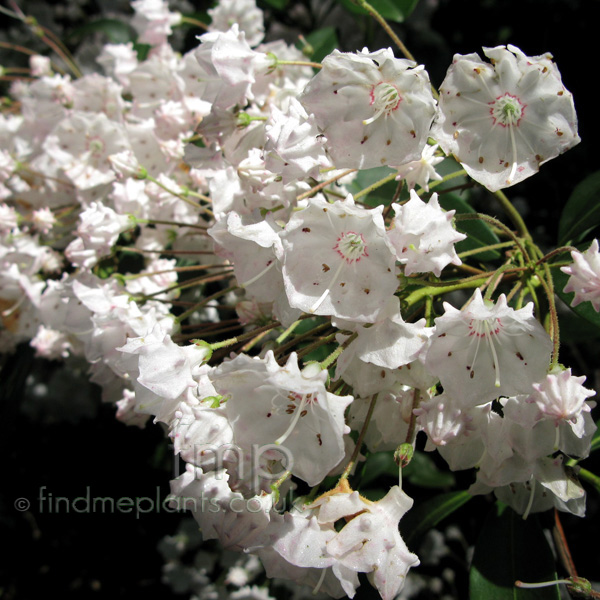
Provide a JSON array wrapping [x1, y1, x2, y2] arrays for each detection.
[[400, 490, 471, 547], [347, 165, 397, 208], [558, 171, 600, 245], [438, 193, 502, 261], [68, 19, 136, 44], [359, 450, 398, 487], [552, 265, 600, 333], [470, 502, 560, 600], [403, 450, 455, 488], [338, 0, 420, 22], [261, 0, 289, 9], [297, 27, 339, 63]]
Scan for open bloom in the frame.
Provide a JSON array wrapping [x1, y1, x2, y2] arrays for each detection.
[[281, 195, 397, 323], [424, 289, 552, 406], [432, 44, 579, 191], [300, 48, 436, 169]]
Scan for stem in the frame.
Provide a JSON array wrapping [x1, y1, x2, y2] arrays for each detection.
[[274, 321, 332, 359], [338, 394, 378, 482], [206, 320, 281, 351], [483, 261, 513, 300], [276, 59, 322, 69], [578, 467, 600, 496], [404, 389, 422, 446], [417, 169, 468, 195], [146, 174, 205, 211], [319, 332, 358, 371], [136, 217, 208, 231], [404, 274, 492, 307], [174, 284, 238, 323], [354, 172, 397, 201], [537, 246, 578, 265], [458, 240, 515, 259], [120, 264, 227, 280], [456, 212, 531, 264], [296, 169, 357, 201], [493, 189, 532, 241], [179, 15, 209, 30]]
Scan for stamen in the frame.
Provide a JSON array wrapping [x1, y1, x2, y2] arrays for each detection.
[[310, 258, 345, 313], [363, 82, 401, 126], [312, 568, 328, 595], [274, 393, 308, 445], [522, 478, 536, 520], [240, 260, 276, 288]]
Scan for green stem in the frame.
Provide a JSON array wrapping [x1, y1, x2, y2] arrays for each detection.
[[353, 172, 397, 201], [417, 169, 468, 196], [578, 468, 600, 496], [146, 174, 204, 211], [339, 394, 378, 482], [493, 189, 532, 241], [483, 261, 513, 300], [458, 240, 515, 259], [537, 246, 578, 265], [276, 59, 322, 69], [404, 274, 498, 306], [320, 332, 358, 371], [207, 320, 281, 351], [456, 212, 531, 264]]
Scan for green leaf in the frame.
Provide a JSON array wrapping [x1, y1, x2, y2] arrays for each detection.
[[260, 0, 289, 9], [347, 165, 397, 207], [400, 490, 471, 547], [403, 450, 455, 488], [68, 18, 136, 44], [552, 265, 600, 332], [438, 193, 502, 261], [338, 0, 420, 22], [359, 450, 398, 487], [470, 502, 560, 600], [297, 27, 339, 63], [558, 171, 600, 245]]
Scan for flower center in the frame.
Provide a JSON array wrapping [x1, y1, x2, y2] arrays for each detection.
[[333, 231, 368, 264], [489, 93, 526, 127], [87, 137, 106, 158], [467, 317, 503, 387], [363, 82, 401, 125]]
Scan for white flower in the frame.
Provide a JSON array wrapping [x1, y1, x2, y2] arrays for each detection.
[[432, 44, 579, 191], [300, 48, 436, 169], [214, 352, 352, 486], [527, 368, 596, 437], [424, 289, 553, 406], [208, 0, 265, 47], [281, 194, 398, 323], [387, 190, 465, 276], [561, 239, 600, 311], [392, 143, 444, 191]]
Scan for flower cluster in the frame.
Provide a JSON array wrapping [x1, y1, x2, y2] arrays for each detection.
[[0, 0, 596, 598]]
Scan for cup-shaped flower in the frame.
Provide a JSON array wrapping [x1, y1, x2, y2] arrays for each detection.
[[432, 44, 579, 191], [213, 351, 352, 486], [281, 194, 397, 323], [300, 48, 436, 169], [424, 289, 552, 406], [387, 190, 465, 276]]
